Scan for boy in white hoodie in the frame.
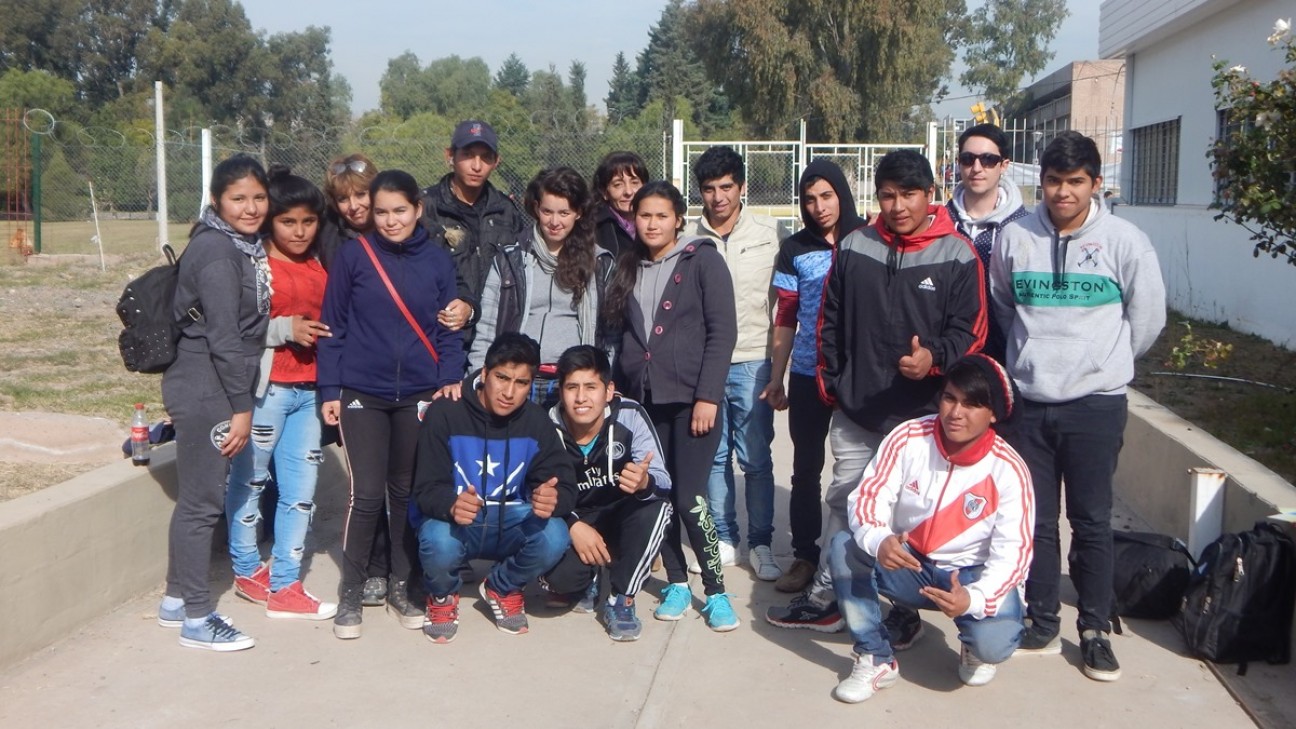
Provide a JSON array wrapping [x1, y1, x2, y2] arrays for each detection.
[[989, 130, 1165, 683]]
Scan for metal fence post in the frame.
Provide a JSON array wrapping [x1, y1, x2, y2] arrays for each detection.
[[31, 131, 41, 254]]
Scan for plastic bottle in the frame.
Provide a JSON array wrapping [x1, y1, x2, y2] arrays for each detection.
[[131, 403, 150, 466]]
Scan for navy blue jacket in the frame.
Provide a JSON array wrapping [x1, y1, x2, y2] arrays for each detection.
[[316, 226, 465, 402]]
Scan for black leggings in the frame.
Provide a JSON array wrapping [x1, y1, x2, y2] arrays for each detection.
[[787, 372, 833, 564], [646, 401, 726, 595], [336, 388, 433, 594]]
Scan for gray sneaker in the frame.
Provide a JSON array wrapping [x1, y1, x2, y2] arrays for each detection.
[[479, 580, 529, 635], [423, 594, 460, 644], [178, 613, 255, 652], [386, 578, 424, 630], [333, 588, 363, 640], [603, 594, 642, 642], [361, 576, 387, 607], [573, 573, 601, 614], [157, 599, 184, 628]]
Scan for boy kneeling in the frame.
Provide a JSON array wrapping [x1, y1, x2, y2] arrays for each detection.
[[542, 345, 673, 642], [829, 354, 1034, 702]]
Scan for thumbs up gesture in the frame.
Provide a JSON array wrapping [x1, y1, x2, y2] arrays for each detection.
[[617, 451, 656, 494], [531, 476, 560, 519], [898, 335, 933, 380], [452, 484, 483, 525]]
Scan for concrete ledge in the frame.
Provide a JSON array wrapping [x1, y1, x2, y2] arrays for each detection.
[[1117, 389, 1296, 538]]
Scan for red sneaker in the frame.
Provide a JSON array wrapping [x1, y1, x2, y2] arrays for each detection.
[[266, 581, 338, 620], [479, 580, 529, 634], [423, 594, 460, 644], [234, 563, 271, 605]]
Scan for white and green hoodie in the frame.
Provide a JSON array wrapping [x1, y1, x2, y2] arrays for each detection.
[[989, 197, 1166, 403]]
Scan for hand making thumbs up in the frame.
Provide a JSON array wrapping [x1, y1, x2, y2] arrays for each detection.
[[452, 484, 484, 525], [531, 476, 560, 519], [898, 335, 933, 380], [617, 451, 656, 494]]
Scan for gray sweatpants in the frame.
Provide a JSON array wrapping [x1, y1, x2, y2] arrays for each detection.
[[161, 349, 243, 619]]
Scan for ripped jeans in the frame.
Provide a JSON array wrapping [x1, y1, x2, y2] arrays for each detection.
[[227, 383, 324, 592]]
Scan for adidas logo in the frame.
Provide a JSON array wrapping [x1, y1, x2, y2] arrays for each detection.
[[918, 277, 936, 292], [346, 399, 364, 410]]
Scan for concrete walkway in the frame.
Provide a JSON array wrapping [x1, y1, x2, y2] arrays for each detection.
[[0, 418, 1256, 728]]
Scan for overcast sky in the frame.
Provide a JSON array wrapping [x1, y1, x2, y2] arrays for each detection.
[[243, 0, 1102, 122]]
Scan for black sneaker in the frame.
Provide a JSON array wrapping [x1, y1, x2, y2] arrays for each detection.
[[1080, 630, 1122, 681], [333, 589, 363, 640], [1013, 620, 1061, 655], [765, 591, 844, 632], [882, 605, 924, 651], [361, 576, 387, 607], [386, 578, 424, 630]]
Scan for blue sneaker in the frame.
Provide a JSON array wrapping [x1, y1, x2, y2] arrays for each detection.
[[702, 593, 740, 632], [654, 583, 692, 621], [157, 599, 184, 628], [573, 573, 600, 614], [178, 613, 255, 652], [604, 594, 642, 642]]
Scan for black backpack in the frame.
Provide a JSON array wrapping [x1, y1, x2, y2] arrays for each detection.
[[1175, 521, 1296, 674], [1110, 530, 1195, 632], [116, 245, 199, 374]]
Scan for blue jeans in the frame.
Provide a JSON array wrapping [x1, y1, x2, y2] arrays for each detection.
[[227, 384, 324, 592], [706, 359, 776, 548], [828, 531, 1024, 664], [416, 503, 571, 597]]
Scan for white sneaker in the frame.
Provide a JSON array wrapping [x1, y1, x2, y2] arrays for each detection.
[[958, 643, 997, 687], [688, 541, 737, 574], [833, 653, 899, 703], [748, 545, 782, 581]]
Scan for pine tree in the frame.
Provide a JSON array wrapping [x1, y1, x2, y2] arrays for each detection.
[[605, 51, 640, 122], [494, 53, 530, 98]]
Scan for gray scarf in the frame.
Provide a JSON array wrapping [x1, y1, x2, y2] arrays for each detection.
[[200, 205, 272, 314], [531, 225, 598, 348]]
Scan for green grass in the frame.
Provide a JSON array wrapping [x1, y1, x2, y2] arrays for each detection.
[[9, 220, 194, 257]]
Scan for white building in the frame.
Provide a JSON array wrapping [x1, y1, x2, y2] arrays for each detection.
[[1100, 0, 1294, 346]]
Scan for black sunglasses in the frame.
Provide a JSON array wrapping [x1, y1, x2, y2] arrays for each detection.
[[958, 152, 1004, 167], [329, 160, 369, 176]]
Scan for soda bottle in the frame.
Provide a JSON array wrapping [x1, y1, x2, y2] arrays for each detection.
[[131, 403, 150, 466]]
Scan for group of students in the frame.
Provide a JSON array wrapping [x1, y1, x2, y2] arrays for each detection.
[[153, 117, 1168, 706]]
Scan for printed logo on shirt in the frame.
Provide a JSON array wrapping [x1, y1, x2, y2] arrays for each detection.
[[1078, 242, 1102, 268], [918, 277, 936, 292], [346, 399, 364, 410], [1011, 272, 1122, 308], [963, 493, 988, 520], [904, 480, 920, 494], [210, 420, 230, 451], [610, 441, 626, 459]]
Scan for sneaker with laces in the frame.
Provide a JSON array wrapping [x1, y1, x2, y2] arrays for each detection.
[[765, 591, 844, 632], [958, 643, 998, 686], [1013, 620, 1062, 656], [774, 558, 816, 593], [361, 576, 387, 607], [1080, 629, 1121, 681], [702, 593, 740, 632], [883, 605, 925, 651], [749, 545, 782, 581], [654, 583, 692, 621], [833, 653, 899, 703], [266, 581, 338, 620], [333, 588, 363, 640], [479, 580, 529, 634], [423, 594, 460, 644], [573, 573, 600, 614], [688, 541, 736, 574], [386, 578, 424, 630], [178, 613, 255, 652], [604, 594, 642, 642], [233, 563, 271, 605], [157, 599, 184, 628]]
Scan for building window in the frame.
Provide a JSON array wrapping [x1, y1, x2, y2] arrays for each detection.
[[1129, 118, 1180, 205]]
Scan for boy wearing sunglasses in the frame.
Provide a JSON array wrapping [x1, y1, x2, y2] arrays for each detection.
[[945, 123, 1029, 363]]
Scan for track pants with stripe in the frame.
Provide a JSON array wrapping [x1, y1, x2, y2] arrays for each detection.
[[543, 498, 673, 598]]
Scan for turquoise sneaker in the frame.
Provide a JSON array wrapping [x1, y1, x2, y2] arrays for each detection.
[[654, 583, 692, 621], [702, 593, 740, 632]]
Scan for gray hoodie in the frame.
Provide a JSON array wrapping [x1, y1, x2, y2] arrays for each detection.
[[989, 197, 1166, 403]]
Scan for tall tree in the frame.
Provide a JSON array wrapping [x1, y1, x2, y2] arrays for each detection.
[[568, 60, 587, 113], [494, 53, 530, 97], [263, 26, 351, 129], [691, 0, 967, 142], [379, 54, 491, 120], [72, 0, 176, 105], [605, 51, 640, 122], [960, 0, 1068, 107], [637, 0, 731, 135]]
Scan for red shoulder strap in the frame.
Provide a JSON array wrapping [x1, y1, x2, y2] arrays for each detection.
[[357, 236, 439, 364]]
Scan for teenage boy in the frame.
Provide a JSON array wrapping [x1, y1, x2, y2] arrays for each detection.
[[683, 146, 788, 581], [766, 149, 986, 633], [760, 159, 868, 593], [541, 345, 673, 642], [411, 332, 577, 643], [420, 119, 528, 350], [989, 130, 1165, 681], [828, 355, 1034, 703], [946, 123, 1030, 362]]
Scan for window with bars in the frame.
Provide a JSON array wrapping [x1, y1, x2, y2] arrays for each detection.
[[1128, 118, 1180, 205]]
